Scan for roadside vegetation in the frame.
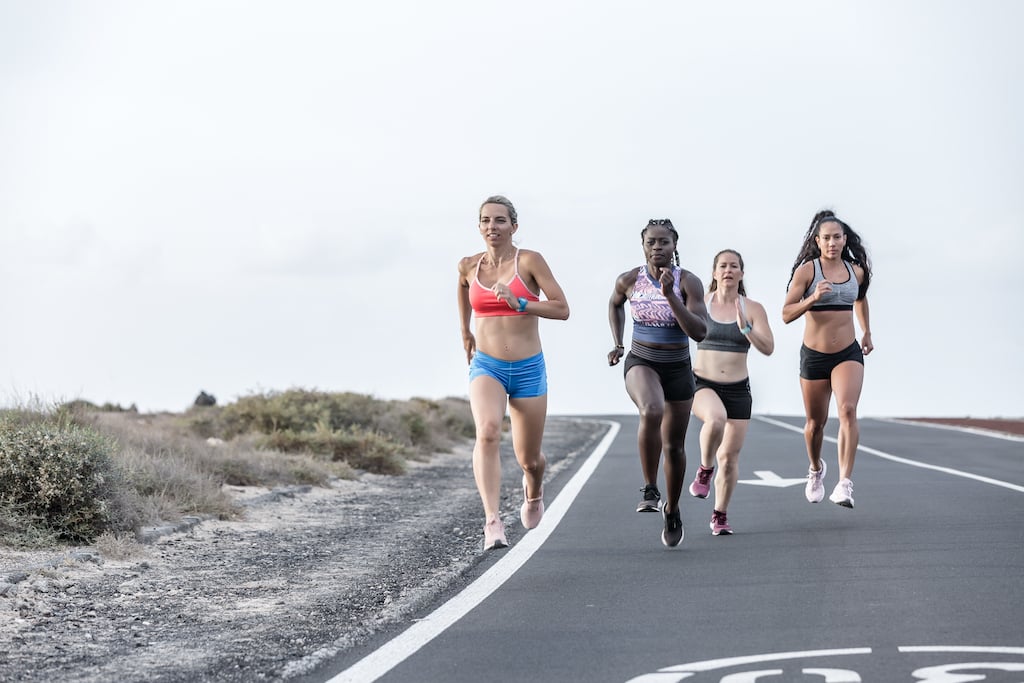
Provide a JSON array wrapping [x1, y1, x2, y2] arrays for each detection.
[[0, 390, 475, 549]]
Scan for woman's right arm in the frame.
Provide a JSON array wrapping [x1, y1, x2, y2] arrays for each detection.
[[607, 271, 633, 366], [782, 262, 820, 324], [457, 257, 476, 364]]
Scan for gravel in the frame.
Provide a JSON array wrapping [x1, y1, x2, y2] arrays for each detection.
[[0, 417, 609, 683]]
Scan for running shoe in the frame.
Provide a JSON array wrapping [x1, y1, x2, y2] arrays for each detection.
[[688, 465, 714, 499], [710, 510, 733, 536], [636, 484, 662, 512], [661, 505, 684, 547], [520, 474, 544, 529], [804, 460, 827, 503], [829, 478, 855, 508], [483, 517, 508, 551]]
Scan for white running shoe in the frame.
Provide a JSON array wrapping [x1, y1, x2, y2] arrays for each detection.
[[805, 460, 827, 503], [829, 478, 855, 508]]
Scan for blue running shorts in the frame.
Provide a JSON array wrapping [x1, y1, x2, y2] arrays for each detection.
[[469, 350, 548, 399]]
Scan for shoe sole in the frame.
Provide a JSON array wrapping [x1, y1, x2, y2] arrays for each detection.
[[710, 521, 733, 536], [636, 502, 662, 513], [688, 486, 709, 499], [831, 498, 854, 508]]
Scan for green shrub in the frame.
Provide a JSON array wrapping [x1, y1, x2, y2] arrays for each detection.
[[260, 425, 407, 475], [0, 417, 120, 542], [217, 390, 380, 437]]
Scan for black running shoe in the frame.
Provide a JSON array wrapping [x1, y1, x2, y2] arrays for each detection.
[[636, 484, 662, 512], [661, 505, 684, 547]]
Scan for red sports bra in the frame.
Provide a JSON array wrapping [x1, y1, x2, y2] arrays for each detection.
[[468, 249, 540, 317]]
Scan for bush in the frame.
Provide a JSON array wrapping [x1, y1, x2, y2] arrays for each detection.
[[0, 391, 475, 550], [0, 416, 120, 543], [260, 425, 407, 475]]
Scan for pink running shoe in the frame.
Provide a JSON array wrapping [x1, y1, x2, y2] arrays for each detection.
[[483, 516, 508, 551], [520, 474, 544, 529], [688, 465, 714, 499], [710, 509, 733, 536]]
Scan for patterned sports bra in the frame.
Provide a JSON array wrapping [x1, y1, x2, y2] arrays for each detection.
[[629, 265, 690, 345]]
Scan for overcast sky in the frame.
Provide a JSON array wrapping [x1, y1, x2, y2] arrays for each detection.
[[2, 1, 1022, 419]]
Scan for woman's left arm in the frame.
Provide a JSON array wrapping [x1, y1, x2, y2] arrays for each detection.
[[518, 251, 570, 320], [855, 297, 873, 355], [741, 298, 775, 356], [854, 264, 873, 355]]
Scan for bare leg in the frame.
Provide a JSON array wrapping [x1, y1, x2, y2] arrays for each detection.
[[713, 420, 750, 512], [800, 378, 832, 471], [508, 394, 548, 498], [830, 361, 864, 480], [468, 376, 508, 520], [692, 388, 726, 471], [625, 366, 667, 486], [660, 400, 693, 514]]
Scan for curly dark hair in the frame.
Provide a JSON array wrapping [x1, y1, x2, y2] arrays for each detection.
[[787, 210, 872, 299]]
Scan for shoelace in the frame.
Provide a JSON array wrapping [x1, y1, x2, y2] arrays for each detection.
[[697, 468, 713, 486], [641, 485, 660, 500]]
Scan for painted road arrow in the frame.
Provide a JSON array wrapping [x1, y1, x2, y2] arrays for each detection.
[[738, 470, 807, 488]]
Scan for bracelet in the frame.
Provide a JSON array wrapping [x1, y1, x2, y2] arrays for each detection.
[[739, 322, 753, 335], [517, 297, 528, 312], [615, 344, 624, 349]]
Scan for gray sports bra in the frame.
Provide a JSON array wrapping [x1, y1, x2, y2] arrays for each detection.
[[804, 259, 858, 311], [697, 295, 751, 353]]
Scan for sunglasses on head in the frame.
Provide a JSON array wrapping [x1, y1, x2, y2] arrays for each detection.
[[647, 218, 673, 227]]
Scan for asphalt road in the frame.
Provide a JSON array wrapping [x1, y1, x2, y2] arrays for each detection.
[[315, 415, 1024, 683]]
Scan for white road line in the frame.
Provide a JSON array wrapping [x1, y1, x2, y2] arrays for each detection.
[[899, 646, 1024, 655], [655, 647, 873, 673], [754, 416, 1024, 494], [327, 419, 621, 683]]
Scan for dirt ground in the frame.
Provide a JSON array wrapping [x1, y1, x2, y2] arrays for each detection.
[[894, 416, 1024, 436], [0, 417, 608, 683], [0, 415, 1018, 683]]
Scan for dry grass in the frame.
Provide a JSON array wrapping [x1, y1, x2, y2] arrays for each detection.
[[0, 391, 474, 549]]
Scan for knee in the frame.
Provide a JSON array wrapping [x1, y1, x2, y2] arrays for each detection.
[[837, 402, 859, 424], [637, 404, 665, 426], [805, 418, 826, 437], [666, 439, 686, 460], [474, 420, 503, 447], [704, 414, 727, 435]]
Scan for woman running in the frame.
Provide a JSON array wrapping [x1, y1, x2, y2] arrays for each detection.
[[687, 249, 774, 535], [457, 195, 570, 550], [782, 210, 873, 508]]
